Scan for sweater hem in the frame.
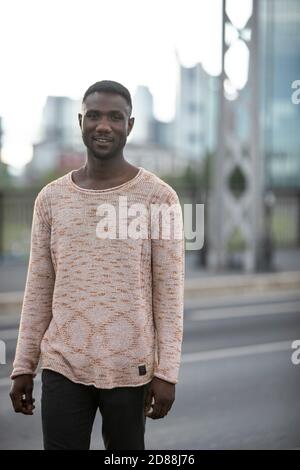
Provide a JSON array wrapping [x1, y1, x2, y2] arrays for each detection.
[[40, 365, 154, 389]]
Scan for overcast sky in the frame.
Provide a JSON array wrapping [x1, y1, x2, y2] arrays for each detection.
[[0, 0, 225, 169]]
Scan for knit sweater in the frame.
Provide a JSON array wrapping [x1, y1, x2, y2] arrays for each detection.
[[11, 166, 185, 388]]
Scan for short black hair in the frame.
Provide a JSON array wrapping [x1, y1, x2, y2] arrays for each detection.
[[82, 80, 132, 116]]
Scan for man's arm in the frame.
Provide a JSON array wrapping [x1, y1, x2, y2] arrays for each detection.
[[10, 189, 55, 414], [145, 190, 185, 419]]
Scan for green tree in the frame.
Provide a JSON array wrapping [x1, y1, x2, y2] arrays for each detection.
[[0, 160, 14, 189]]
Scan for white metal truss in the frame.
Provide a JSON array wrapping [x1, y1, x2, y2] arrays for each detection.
[[208, 0, 266, 272]]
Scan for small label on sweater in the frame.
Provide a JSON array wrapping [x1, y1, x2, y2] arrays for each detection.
[[138, 365, 147, 376]]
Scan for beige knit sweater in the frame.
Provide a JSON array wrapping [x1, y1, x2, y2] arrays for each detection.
[[11, 167, 185, 388]]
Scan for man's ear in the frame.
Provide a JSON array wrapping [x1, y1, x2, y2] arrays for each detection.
[[78, 113, 82, 129], [127, 117, 135, 136]]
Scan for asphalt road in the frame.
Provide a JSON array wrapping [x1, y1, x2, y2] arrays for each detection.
[[0, 290, 299, 450]]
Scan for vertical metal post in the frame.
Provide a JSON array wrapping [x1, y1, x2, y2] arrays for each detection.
[[208, 0, 226, 270], [208, 0, 266, 272]]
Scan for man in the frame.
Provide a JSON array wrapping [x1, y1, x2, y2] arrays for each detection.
[[10, 80, 185, 450]]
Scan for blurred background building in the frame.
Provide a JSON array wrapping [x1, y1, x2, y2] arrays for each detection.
[[174, 62, 218, 161], [261, 0, 300, 190], [24, 96, 85, 184]]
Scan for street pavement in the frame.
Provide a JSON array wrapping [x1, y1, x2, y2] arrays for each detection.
[[0, 290, 299, 449]]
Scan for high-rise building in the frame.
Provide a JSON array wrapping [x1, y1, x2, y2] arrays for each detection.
[[130, 86, 155, 144], [26, 96, 84, 180], [174, 62, 218, 161], [260, 0, 300, 188], [39, 96, 82, 146]]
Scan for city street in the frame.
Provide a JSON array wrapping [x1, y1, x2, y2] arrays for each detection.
[[0, 290, 299, 450], [0, 0, 299, 454]]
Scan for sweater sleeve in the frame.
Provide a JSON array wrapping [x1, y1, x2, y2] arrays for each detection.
[[151, 189, 185, 385], [11, 188, 55, 379]]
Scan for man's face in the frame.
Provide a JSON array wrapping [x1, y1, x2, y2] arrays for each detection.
[[78, 91, 134, 159]]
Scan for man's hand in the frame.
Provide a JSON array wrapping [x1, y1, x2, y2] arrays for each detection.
[[144, 376, 175, 419], [10, 374, 35, 415]]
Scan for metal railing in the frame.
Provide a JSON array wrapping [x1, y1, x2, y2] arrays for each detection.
[[0, 188, 299, 262]]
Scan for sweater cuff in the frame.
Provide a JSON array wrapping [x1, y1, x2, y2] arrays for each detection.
[[153, 372, 178, 385], [10, 370, 37, 380]]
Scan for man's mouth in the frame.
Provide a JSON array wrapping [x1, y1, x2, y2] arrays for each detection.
[[93, 137, 113, 144]]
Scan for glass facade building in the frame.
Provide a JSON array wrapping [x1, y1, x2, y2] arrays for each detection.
[[260, 0, 300, 188]]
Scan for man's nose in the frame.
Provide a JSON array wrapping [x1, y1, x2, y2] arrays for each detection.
[[95, 116, 112, 132]]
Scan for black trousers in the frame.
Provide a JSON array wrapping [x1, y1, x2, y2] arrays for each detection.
[[41, 369, 151, 450]]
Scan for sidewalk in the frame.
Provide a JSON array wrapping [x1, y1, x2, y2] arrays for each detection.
[[0, 249, 299, 315], [184, 248, 300, 278]]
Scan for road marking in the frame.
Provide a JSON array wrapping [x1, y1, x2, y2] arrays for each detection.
[[1, 299, 300, 340], [188, 300, 300, 321], [181, 340, 293, 363]]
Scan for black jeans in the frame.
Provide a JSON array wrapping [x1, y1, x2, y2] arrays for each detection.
[[41, 369, 151, 450]]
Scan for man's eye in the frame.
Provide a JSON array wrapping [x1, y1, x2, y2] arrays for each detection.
[[112, 115, 122, 120]]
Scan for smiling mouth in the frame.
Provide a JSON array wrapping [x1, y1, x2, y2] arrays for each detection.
[[94, 137, 113, 144]]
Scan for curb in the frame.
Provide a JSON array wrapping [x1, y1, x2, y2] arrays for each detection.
[[184, 271, 300, 298]]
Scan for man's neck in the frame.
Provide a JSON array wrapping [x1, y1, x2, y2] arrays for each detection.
[[84, 155, 129, 179], [72, 156, 140, 190]]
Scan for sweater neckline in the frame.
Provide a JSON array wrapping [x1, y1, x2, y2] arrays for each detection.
[[68, 166, 144, 194]]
